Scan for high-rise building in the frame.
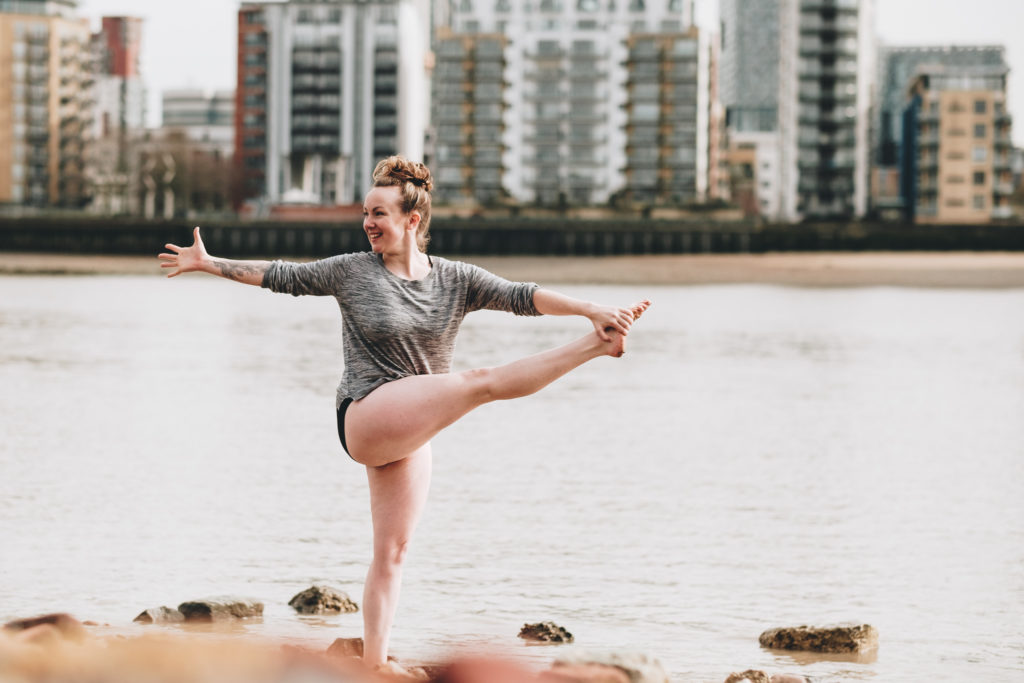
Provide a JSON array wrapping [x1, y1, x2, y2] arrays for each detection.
[[432, 0, 704, 208], [0, 0, 94, 208], [778, 0, 875, 221], [900, 60, 1014, 223], [721, 0, 875, 222], [234, 0, 431, 208]]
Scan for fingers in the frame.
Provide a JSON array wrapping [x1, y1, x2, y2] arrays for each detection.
[[193, 226, 203, 244], [163, 243, 182, 253]]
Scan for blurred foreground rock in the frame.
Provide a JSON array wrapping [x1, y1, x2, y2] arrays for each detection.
[[723, 671, 808, 683], [518, 622, 573, 643], [289, 585, 359, 615], [758, 624, 878, 653], [134, 606, 186, 624], [177, 597, 264, 622], [3, 613, 87, 640], [552, 651, 668, 683], [327, 637, 364, 659]]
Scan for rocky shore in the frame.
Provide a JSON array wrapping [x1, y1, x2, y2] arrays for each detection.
[[2, 599, 878, 683]]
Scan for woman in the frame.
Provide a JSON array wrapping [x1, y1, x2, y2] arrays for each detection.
[[159, 156, 649, 670]]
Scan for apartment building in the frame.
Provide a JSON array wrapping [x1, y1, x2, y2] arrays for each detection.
[[90, 15, 145, 214], [901, 62, 1014, 223], [0, 0, 94, 208], [873, 45, 1005, 216], [778, 0, 875, 221], [234, 0, 431, 208], [433, 0, 703, 208]]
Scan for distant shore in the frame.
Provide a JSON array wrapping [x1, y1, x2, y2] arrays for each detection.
[[2, 251, 1024, 288]]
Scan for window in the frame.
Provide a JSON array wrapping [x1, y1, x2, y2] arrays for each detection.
[[973, 195, 986, 209], [945, 198, 965, 207], [973, 171, 986, 186], [974, 99, 987, 114], [947, 175, 965, 184], [577, 0, 599, 10], [974, 123, 986, 138], [972, 146, 987, 162]]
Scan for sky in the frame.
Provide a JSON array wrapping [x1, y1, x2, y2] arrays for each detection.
[[77, 0, 1024, 144]]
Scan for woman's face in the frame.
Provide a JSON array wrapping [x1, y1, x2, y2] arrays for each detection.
[[362, 186, 418, 253]]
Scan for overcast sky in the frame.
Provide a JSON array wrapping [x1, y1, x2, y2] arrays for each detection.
[[77, 0, 1024, 144]]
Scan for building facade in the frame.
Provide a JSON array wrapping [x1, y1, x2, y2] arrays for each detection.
[[432, 0, 703, 208], [719, 0, 779, 134], [0, 0, 94, 208], [901, 62, 1014, 223], [234, 0, 431, 208], [778, 0, 875, 221], [162, 89, 234, 159]]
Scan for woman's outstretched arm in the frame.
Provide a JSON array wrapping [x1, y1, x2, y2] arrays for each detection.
[[159, 226, 271, 285], [532, 288, 638, 341]]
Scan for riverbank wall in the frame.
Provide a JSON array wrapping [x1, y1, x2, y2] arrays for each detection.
[[1, 216, 1022, 257]]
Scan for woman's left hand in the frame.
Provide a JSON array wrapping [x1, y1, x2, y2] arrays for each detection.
[[588, 304, 635, 341]]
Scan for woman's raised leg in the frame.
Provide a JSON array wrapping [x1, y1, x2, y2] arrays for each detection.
[[345, 301, 650, 467], [361, 444, 432, 668]]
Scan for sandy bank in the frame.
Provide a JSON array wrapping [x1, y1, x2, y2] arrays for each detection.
[[1, 251, 1024, 288]]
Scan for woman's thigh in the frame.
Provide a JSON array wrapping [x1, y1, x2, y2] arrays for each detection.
[[345, 370, 489, 467]]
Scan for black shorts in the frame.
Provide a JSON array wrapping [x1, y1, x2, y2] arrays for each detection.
[[336, 398, 354, 459]]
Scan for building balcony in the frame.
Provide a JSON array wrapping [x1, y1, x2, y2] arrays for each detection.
[[800, 0, 858, 13], [994, 181, 1015, 195], [994, 136, 1012, 149], [995, 111, 1012, 125], [992, 206, 1015, 220]]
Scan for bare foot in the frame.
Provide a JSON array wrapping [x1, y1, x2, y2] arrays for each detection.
[[605, 299, 651, 357]]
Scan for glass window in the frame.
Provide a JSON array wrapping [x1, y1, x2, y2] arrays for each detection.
[[973, 195, 985, 209], [973, 171, 985, 186], [974, 99, 986, 114], [974, 123, 986, 138], [972, 146, 987, 162]]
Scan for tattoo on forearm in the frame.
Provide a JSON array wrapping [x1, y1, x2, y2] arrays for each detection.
[[213, 260, 267, 282]]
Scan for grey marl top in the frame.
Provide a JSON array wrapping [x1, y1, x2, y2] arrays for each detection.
[[261, 252, 540, 407]]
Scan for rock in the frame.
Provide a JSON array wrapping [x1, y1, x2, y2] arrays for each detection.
[[3, 613, 87, 640], [326, 637, 364, 659], [769, 675, 810, 683], [553, 651, 669, 683], [133, 606, 186, 624], [176, 597, 263, 622], [724, 671, 770, 683], [288, 585, 359, 615], [518, 622, 573, 644], [758, 624, 878, 653]]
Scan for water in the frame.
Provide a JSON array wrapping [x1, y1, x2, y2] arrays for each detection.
[[1, 274, 1023, 682]]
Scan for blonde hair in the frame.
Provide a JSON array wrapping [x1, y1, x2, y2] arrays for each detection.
[[371, 156, 433, 252]]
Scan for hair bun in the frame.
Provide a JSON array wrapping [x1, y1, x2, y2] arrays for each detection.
[[372, 156, 433, 193]]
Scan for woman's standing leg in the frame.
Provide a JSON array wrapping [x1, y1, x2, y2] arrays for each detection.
[[361, 444, 432, 668]]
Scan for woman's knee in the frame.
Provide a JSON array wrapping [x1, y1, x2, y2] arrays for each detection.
[[373, 538, 412, 572]]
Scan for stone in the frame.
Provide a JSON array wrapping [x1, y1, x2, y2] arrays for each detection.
[[553, 651, 669, 683], [176, 597, 263, 622], [724, 671, 770, 683], [518, 622, 573, 644], [3, 613, 86, 641], [769, 675, 810, 683], [326, 637, 364, 659], [758, 624, 878, 653], [133, 606, 186, 624], [288, 585, 359, 615]]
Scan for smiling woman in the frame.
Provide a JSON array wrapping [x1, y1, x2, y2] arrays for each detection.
[[157, 155, 650, 675]]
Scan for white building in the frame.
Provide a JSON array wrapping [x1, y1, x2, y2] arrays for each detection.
[[236, 0, 431, 206], [432, 0, 701, 207], [162, 89, 234, 159]]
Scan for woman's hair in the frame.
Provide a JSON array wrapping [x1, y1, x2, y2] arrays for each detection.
[[372, 156, 433, 252]]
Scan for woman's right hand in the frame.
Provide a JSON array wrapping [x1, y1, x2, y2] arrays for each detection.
[[159, 226, 209, 277]]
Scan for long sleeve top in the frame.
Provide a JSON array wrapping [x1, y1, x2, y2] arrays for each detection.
[[261, 251, 540, 407]]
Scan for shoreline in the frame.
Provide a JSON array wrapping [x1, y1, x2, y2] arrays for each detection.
[[2, 251, 1024, 288]]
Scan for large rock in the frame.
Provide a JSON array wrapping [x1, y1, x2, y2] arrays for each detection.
[[3, 613, 87, 641], [552, 651, 669, 683], [288, 585, 359, 615], [758, 624, 878, 653], [518, 622, 573, 643], [326, 637, 363, 659], [177, 597, 263, 622], [133, 606, 186, 624]]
